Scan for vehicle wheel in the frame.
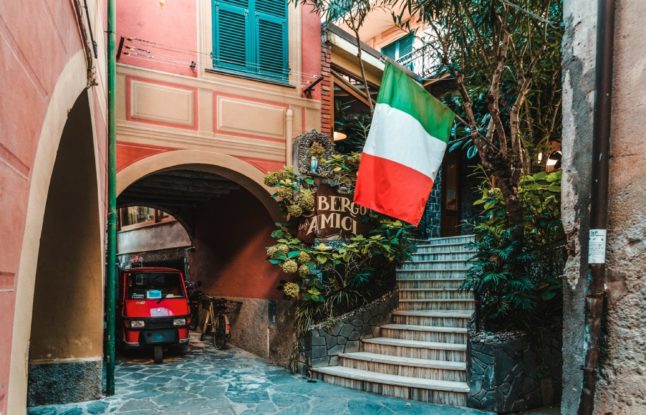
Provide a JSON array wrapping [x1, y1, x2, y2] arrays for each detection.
[[153, 345, 163, 363], [214, 314, 227, 350], [178, 344, 189, 355]]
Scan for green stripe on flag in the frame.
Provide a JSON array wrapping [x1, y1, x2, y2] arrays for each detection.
[[376, 62, 455, 142]]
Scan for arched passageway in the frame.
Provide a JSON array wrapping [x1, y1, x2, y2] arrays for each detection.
[[27, 91, 103, 406], [116, 163, 295, 364]]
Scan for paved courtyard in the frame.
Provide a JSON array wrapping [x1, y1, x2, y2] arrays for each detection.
[[28, 334, 491, 415]]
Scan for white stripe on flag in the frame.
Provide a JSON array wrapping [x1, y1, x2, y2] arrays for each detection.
[[363, 103, 447, 180]]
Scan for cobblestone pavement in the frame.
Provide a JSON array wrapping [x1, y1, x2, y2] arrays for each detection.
[[28, 334, 491, 415]]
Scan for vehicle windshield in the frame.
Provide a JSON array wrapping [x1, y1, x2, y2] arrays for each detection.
[[127, 272, 185, 300]]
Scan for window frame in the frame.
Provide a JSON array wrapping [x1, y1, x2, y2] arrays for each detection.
[[118, 207, 177, 232], [381, 33, 415, 61], [211, 0, 290, 84]]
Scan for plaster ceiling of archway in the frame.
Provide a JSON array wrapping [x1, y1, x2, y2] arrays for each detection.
[[117, 169, 240, 211]]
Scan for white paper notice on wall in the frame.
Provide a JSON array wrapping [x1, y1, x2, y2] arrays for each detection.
[[588, 229, 607, 264]]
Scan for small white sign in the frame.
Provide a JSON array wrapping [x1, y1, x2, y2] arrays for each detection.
[[589, 229, 607, 264], [150, 307, 171, 317]]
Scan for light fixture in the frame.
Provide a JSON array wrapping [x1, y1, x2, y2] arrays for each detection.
[[333, 131, 347, 142], [546, 151, 562, 172], [159, 0, 166, 8]]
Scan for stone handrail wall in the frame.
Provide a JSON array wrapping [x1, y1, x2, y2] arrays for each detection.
[[467, 325, 562, 412], [298, 291, 398, 373]]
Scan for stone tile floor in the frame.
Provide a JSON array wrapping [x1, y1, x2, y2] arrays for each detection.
[[28, 334, 491, 415]]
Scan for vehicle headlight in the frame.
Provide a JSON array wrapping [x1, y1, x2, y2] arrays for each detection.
[[173, 318, 186, 326], [130, 320, 145, 328]]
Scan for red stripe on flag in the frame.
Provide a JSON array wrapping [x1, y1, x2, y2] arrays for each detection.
[[353, 153, 434, 226]]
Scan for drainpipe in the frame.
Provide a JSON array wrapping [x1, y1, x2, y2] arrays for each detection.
[[579, 0, 615, 413], [106, 0, 117, 396]]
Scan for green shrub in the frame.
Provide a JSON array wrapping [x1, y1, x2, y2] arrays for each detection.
[[464, 170, 565, 331]]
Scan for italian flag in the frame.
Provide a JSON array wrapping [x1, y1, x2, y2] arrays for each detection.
[[354, 62, 456, 226]]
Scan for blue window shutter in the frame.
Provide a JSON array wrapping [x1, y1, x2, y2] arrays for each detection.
[[381, 33, 414, 60], [381, 42, 398, 59], [398, 33, 414, 57], [213, 1, 249, 71], [255, 0, 288, 80], [256, 15, 287, 79], [213, 0, 288, 81]]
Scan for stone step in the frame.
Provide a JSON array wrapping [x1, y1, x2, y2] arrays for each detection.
[[338, 352, 467, 382], [381, 324, 468, 344], [397, 279, 466, 290], [311, 366, 468, 405], [414, 243, 477, 254], [397, 269, 470, 280], [362, 337, 467, 362], [415, 235, 475, 246], [410, 252, 475, 261], [399, 259, 469, 272], [400, 260, 472, 271], [398, 288, 472, 300], [397, 299, 475, 311], [391, 310, 472, 328]]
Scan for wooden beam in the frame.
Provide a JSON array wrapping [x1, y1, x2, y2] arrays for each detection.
[[120, 190, 229, 202], [129, 181, 239, 194], [331, 69, 374, 108]]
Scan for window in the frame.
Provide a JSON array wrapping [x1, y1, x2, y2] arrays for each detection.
[[121, 207, 156, 227], [127, 272, 185, 300], [212, 0, 289, 82], [381, 33, 414, 61], [118, 207, 176, 230]]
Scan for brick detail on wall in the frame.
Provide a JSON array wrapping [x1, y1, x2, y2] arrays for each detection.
[[320, 41, 333, 136]]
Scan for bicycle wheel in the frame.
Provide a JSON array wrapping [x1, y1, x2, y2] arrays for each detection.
[[214, 314, 227, 350]]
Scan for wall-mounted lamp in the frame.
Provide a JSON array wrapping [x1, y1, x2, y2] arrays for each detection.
[[546, 151, 562, 172], [333, 131, 347, 142]]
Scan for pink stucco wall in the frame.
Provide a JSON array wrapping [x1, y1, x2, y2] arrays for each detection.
[[0, 1, 108, 411], [117, 0, 197, 77], [190, 191, 285, 300], [301, 4, 322, 100]]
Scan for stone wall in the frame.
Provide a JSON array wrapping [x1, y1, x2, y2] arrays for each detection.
[[27, 360, 102, 406], [419, 169, 442, 239], [562, 1, 646, 413], [467, 329, 562, 413], [561, 1, 597, 411], [299, 291, 398, 372], [594, 1, 646, 411], [220, 297, 296, 368]]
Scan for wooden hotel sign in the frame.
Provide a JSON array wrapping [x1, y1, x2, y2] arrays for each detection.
[[297, 184, 370, 243]]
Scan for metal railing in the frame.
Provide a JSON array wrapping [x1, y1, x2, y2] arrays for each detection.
[[396, 43, 442, 80]]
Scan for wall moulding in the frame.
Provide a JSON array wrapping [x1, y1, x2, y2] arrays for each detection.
[[117, 64, 321, 111], [116, 124, 286, 162], [125, 76, 198, 130], [214, 93, 288, 142]]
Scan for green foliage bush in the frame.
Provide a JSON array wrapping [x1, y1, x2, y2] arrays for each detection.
[[463, 170, 565, 331], [264, 152, 415, 341]]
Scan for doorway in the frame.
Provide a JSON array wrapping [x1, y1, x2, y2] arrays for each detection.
[[440, 153, 461, 236]]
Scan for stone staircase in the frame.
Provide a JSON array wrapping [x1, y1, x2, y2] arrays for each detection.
[[312, 235, 475, 406]]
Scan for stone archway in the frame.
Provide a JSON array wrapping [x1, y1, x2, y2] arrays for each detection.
[[116, 150, 281, 222], [8, 51, 104, 412], [116, 155, 295, 364], [26, 90, 103, 406]]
